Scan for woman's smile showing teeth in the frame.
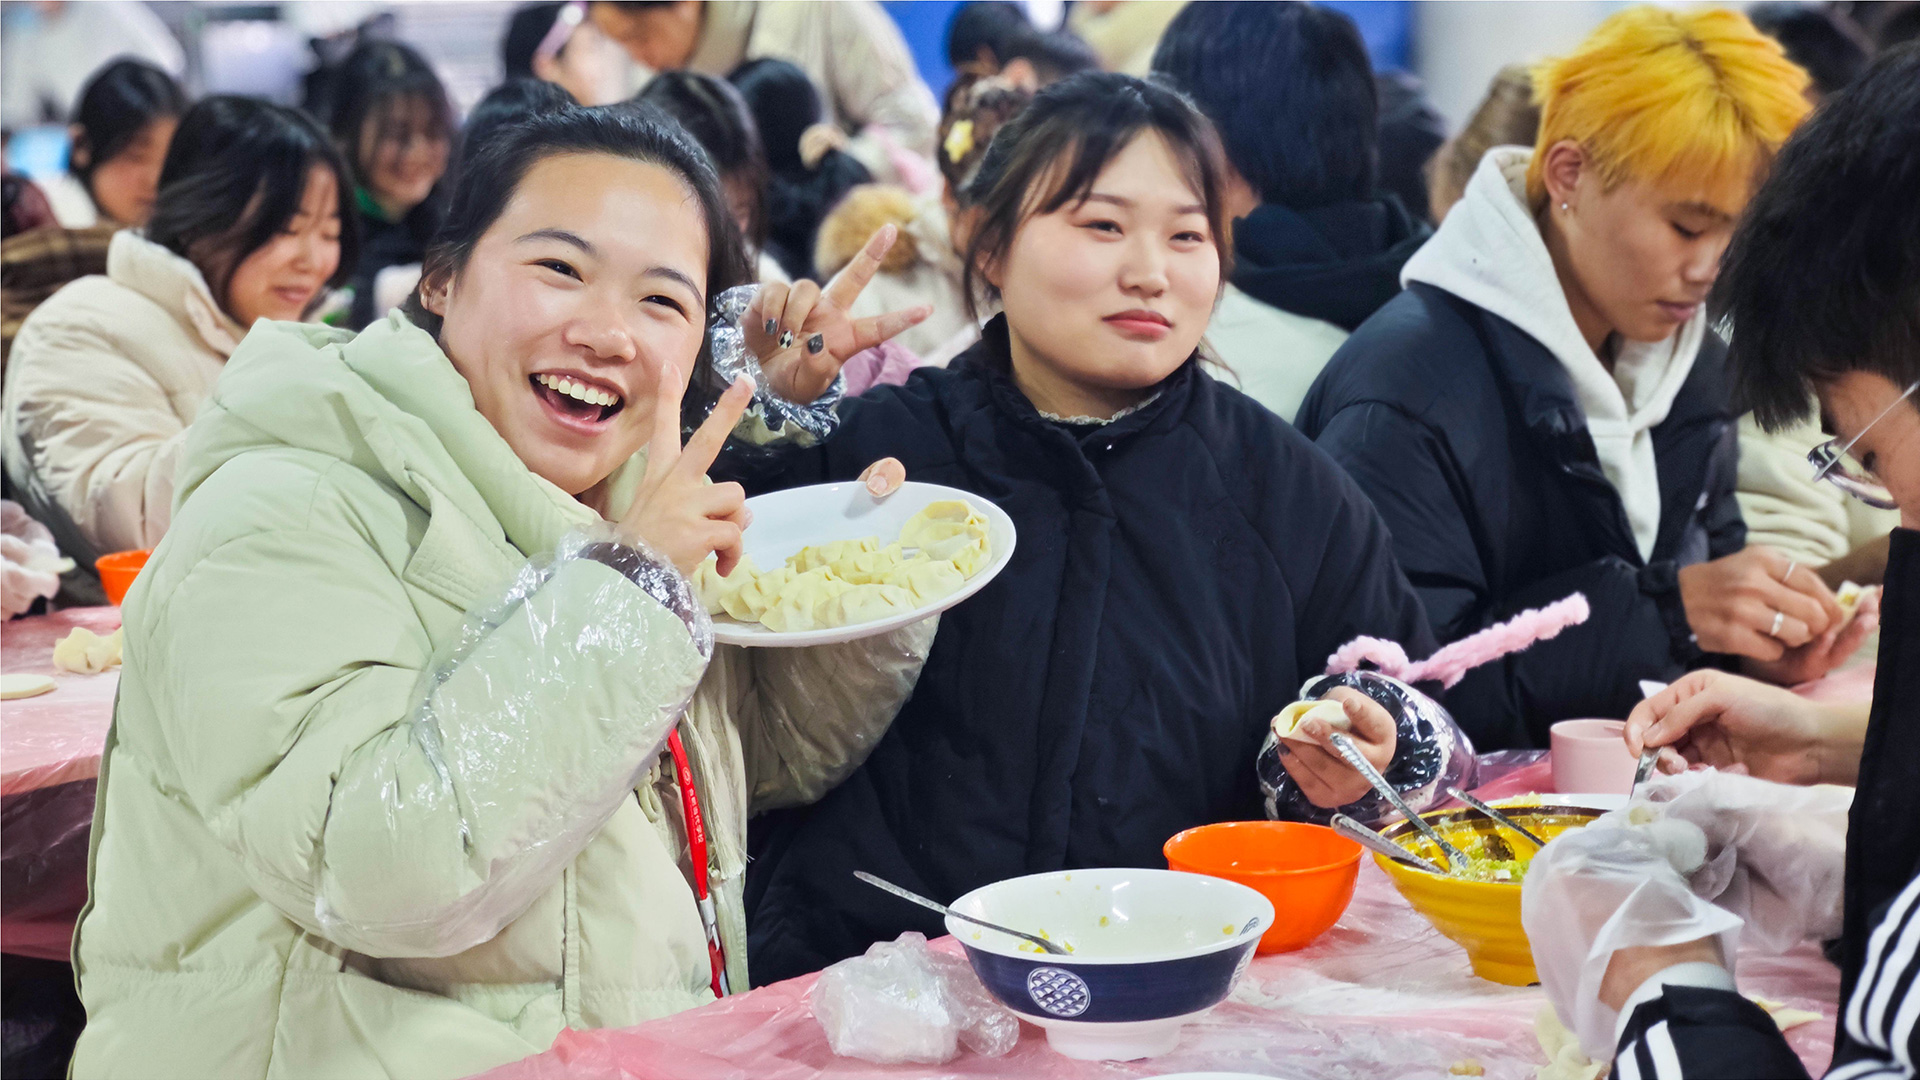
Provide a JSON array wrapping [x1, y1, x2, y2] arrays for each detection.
[[531, 371, 626, 432]]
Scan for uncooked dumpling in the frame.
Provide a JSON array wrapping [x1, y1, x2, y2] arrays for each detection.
[[52, 627, 122, 674], [1271, 699, 1350, 741], [722, 566, 795, 622], [820, 583, 916, 627], [900, 501, 988, 550], [788, 537, 879, 574], [830, 543, 913, 585], [709, 497, 996, 631], [891, 556, 966, 605], [759, 568, 852, 632], [692, 554, 760, 615]]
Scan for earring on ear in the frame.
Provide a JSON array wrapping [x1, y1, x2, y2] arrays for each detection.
[[1561, 202, 1570, 212]]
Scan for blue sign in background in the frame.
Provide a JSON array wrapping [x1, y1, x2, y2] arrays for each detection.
[[880, 0, 1415, 102]]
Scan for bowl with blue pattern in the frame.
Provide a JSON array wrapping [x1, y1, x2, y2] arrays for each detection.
[[946, 868, 1271, 1060]]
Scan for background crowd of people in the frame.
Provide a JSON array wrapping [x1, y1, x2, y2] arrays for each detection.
[[3, 1, 1920, 1078]]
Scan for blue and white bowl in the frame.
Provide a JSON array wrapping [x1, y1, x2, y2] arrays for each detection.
[[946, 868, 1272, 1060]]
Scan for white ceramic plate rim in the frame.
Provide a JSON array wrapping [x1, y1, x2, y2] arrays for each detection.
[[946, 868, 1273, 966], [711, 481, 1017, 648]]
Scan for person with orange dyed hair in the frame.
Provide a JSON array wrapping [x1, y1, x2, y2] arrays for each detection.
[[1295, 8, 1859, 749]]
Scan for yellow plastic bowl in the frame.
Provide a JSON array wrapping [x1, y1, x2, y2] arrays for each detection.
[[1373, 805, 1603, 985]]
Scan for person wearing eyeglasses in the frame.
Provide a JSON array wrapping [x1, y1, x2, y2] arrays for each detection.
[[1525, 43, 1920, 1080]]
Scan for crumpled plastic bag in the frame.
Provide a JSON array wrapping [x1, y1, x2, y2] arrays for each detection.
[[812, 932, 1020, 1064], [1520, 770, 1850, 1062]]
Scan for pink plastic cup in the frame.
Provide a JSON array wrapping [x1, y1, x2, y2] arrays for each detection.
[[1550, 718, 1638, 794]]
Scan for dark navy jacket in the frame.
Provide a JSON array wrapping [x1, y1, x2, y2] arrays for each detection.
[[1296, 283, 1745, 749], [726, 316, 1435, 984]]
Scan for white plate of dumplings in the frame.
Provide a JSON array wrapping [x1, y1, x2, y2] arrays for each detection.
[[692, 481, 1017, 647]]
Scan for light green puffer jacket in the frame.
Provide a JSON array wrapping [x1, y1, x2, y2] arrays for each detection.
[[70, 314, 935, 1079]]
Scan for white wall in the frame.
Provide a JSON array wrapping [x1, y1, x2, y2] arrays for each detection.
[[1413, 1, 1624, 130]]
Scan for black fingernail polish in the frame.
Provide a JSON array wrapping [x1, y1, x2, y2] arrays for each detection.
[[807, 333, 824, 354], [779, 330, 794, 349], [764, 318, 777, 334]]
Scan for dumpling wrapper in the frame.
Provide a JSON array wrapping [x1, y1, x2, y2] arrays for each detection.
[[52, 627, 122, 674], [759, 568, 851, 632], [890, 556, 966, 605], [722, 566, 796, 622], [0, 674, 56, 700], [1271, 699, 1350, 741], [787, 537, 879, 574], [820, 583, 916, 628], [691, 554, 760, 615]]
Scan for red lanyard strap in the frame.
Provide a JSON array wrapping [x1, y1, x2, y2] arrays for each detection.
[[667, 728, 729, 997]]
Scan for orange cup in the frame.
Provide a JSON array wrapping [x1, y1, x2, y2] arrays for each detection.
[[95, 549, 151, 607], [1164, 821, 1361, 953]]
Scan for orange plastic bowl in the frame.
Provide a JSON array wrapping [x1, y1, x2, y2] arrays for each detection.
[[95, 549, 150, 606], [1164, 821, 1361, 953]]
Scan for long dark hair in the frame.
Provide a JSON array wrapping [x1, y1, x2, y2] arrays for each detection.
[[146, 96, 359, 313], [68, 59, 187, 195], [632, 71, 770, 251], [403, 104, 754, 429], [324, 41, 454, 211], [959, 71, 1231, 323], [727, 57, 872, 279]]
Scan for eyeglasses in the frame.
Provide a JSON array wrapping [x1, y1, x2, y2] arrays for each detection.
[[1807, 380, 1920, 509]]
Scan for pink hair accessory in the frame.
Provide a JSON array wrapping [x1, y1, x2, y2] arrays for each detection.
[[1325, 593, 1592, 689]]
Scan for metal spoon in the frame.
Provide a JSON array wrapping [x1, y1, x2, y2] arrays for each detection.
[[1331, 813, 1448, 876], [854, 871, 1069, 955], [1629, 748, 1661, 799], [1327, 731, 1474, 874], [1447, 787, 1547, 848]]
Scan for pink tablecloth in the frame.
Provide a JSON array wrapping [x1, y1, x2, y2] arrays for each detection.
[[2, 606, 121, 795], [475, 859, 1839, 1080], [2, 607, 121, 959]]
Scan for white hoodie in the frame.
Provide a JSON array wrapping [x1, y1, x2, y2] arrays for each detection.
[[1401, 147, 1706, 561]]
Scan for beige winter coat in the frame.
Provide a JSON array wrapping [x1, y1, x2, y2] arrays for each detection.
[[1, 230, 241, 569], [685, 1, 939, 186]]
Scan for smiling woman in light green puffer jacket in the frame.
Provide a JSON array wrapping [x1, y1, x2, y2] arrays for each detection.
[[71, 105, 930, 1079]]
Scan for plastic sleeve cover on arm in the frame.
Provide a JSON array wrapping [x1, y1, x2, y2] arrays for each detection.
[[168, 521, 712, 960], [730, 616, 938, 813], [708, 284, 845, 452], [312, 528, 712, 956]]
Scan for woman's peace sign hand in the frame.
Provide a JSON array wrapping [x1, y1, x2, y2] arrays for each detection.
[[745, 224, 932, 403], [616, 366, 756, 576]]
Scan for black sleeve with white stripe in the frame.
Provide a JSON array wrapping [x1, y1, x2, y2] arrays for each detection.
[[1828, 872, 1920, 1080], [1611, 871, 1920, 1080], [1613, 986, 1810, 1079]]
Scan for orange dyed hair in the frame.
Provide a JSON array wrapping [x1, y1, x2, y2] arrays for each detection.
[[1525, 7, 1811, 212]]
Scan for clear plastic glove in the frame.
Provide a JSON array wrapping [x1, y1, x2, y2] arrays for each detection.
[[1, 500, 70, 617], [812, 932, 1019, 1064], [1520, 805, 1743, 1062], [1631, 769, 1849, 951], [1521, 769, 1850, 1061]]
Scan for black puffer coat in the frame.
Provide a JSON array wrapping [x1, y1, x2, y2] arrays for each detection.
[[1295, 283, 1745, 750], [726, 316, 1436, 984]]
